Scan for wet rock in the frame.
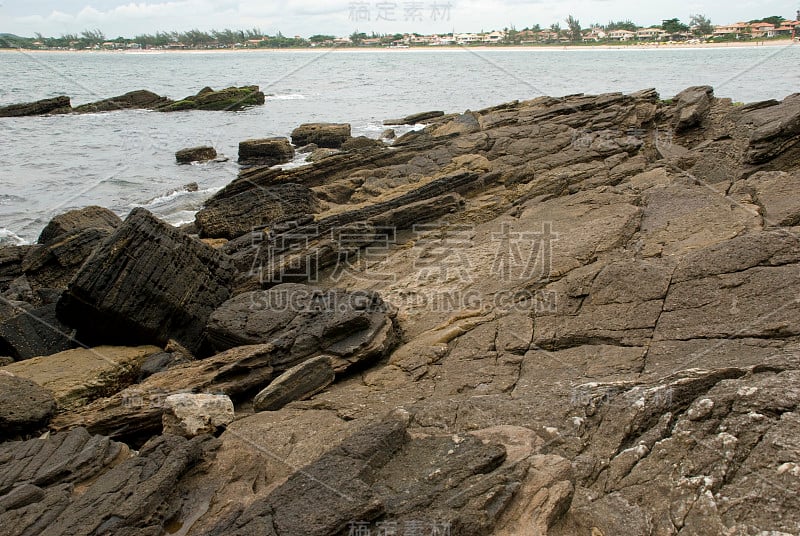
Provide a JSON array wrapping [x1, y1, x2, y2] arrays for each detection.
[[384, 110, 445, 125], [175, 145, 217, 164], [162, 393, 234, 437], [194, 182, 320, 240], [238, 137, 295, 167], [206, 284, 397, 371], [0, 96, 71, 117], [673, 85, 714, 131], [291, 122, 352, 148], [56, 208, 234, 354], [37, 206, 121, 245], [0, 302, 75, 360], [0, 371, 56, 436], [156, 85, 265, 112], [341, 136, 385, 151], [72, 89, 171, 113], [3, 345, 160, 412], [253, 355, 335, 411]]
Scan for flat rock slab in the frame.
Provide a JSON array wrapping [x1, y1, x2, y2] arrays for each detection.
[[0, 371, 56, 435], [206, 284, 397, 372], [56, 207, 234, 354], [3, 345, 160, 413], [253, 355, 335, 411]]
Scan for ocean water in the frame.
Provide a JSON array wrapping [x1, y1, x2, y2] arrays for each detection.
[[2, 46, 800, 243]]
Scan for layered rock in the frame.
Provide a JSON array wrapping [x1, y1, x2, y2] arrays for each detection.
[[157, 85, 265, 112], [0, 96, 71, 117], [72, 89, 171, 113], [56, 208, 234, 354], [238, 137, 295, 166], [36, 206, 121, 245], [176, 145, 217, 164], [290, 123, 351, 148]]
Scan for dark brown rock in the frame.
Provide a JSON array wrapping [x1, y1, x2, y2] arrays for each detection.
[[37, 206, 121, 245], [72, 90, 171, 113], [0, 96, 71, 118], [194, 182, 320, 240], [0, 303, 75, 360], [0, 372, 56, 435], [175, 146, 217, 164], [253, 355, 335, 411], [238, 137, 295, 166], [156, 85, 265, 112], [291, 123, 352, 148], [56, 208, 234, 355]]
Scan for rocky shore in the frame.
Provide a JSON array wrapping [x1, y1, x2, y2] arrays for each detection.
[[1, 85, 800, 535]]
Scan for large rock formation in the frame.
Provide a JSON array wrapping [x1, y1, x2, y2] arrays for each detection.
[[156, 85, 266, 112], [56, 208, 234, 354], [72, 89, 171, 113], [6, 86, 800, 534]]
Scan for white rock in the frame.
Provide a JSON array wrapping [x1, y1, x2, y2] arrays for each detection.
[[162, 393, 234, 438]]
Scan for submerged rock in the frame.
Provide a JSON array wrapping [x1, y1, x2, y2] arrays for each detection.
[[176, 145, 217, 164], [156, 85, 265, 112]]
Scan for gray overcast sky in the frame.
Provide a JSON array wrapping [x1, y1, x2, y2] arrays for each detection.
[[2, 1, 798, 37]]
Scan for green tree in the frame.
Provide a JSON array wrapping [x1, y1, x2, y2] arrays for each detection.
[[749, 16, 784, 27], [309, 34, 335, 43], [606, 20, 638, 31], [690, 14, 713, 36], [350, 31, 367, 45], [565, 15, 582, 41], [661, 18, 689, 34]]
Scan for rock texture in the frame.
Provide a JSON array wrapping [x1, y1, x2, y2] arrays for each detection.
[[72, 90, 171, 113], [36, 206, 120, 245], [10, 86, 800, 535], [291, 123, 351, 148], [176, 146, 218, 164], [0, 96, 71, 117], [0, 371, 56, 435], [157, 86, 265, 112], [238, 137, 295, 167], [162, 393, 234, 437], [56, 208, 234, 354]]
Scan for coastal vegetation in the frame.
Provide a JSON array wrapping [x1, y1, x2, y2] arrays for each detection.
[[0, 13, 797, 50]]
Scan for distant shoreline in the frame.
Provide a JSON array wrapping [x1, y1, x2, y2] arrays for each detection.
[[2, 39, 795, 54]]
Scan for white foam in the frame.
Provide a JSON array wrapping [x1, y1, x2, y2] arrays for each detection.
[[0, 228, 28, 245], [267, 93, 306, 100]]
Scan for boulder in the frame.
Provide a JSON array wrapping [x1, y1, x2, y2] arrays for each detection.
[[37, 206, 121, 245], [381, 128, 396, 140], [51, 344, 276, 441], [340, 136, 385, 151], [2, 345, 161, 412], [253, 355, 335, 411], [24, 227, 112, 292], [0, 429, 216, 535], [0, 303, 75, 360], [745, 92, 800, 164], [56, 207, 235, 354], [162, 393, 234, 437], [206, 284, 397, 371], [194, 182, 320, 240], [175, 145, 217, 164], [156, 85, 265, 112], [0, 371, 56, 435], [72, 89, 171, 113], [291, 122, 352, 148], [0, 96, 71, 117], [673, 85, 714, 131], [238, 137, 295, 166], [384, 110, 445, 125]]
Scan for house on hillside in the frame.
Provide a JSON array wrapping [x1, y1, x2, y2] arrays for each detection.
[[607, 29, 635, 41], [636, 28, 666, 40], [750, 23, 776, 38], [582, 27, 607, 42], [713, 22, 750, 38]]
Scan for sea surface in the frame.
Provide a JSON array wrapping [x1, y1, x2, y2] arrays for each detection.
[[2, 46, 800, 243]]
